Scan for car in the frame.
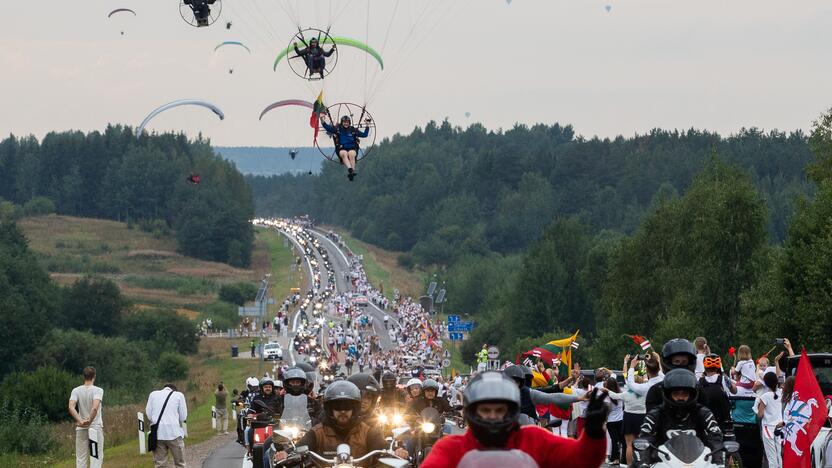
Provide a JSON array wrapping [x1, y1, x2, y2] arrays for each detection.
[[263, 342, 283, 361], [781, 353, 832, 468]]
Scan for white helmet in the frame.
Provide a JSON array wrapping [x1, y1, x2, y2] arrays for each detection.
[[246, 376, 260, 388], [407, 378, 423, 388]]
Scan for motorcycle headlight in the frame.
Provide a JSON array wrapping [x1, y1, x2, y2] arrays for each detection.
[[378, 413, 388, 424], [310, 356, 317, 363], [286, 426, 299, 439], [421, 422, 436, 434], [392, 413, 403, 425]]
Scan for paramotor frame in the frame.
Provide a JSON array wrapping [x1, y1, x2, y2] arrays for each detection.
[[315, 102, 376, 163], [286, 28, 339, 81], [179, 0, 222, 28]]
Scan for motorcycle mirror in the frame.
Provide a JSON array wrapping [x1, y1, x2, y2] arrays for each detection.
[[632, 438, 651, 451], [391, 427, 410, 439], [723, 441, 740, 453], [379, 458, 409, 468]]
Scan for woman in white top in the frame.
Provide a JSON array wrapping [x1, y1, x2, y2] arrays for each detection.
[[602, 376, 626, 465], [732, 345, 757, 396], [755, 372, 783, 468]]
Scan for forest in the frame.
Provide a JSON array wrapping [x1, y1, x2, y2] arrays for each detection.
[[248, 116, 832, 365]]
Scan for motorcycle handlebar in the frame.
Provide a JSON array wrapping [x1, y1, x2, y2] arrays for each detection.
[[304, 449, 397, 465]]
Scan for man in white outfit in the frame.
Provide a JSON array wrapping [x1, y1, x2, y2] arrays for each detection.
[[68, 366, 103, 468], [146, 384, 188, 468]]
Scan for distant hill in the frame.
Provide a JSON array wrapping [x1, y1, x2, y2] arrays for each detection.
[[214, 146, 325, 175]]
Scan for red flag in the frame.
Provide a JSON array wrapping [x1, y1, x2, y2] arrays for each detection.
[[783, 350, 827, 468]]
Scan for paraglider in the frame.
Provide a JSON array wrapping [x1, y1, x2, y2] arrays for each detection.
[[289, 150, 299, 160], [108, 8, 136, 36], [293, 37, 336, 80], [274, 32, 385, 79], [258, 99, 314, 121], [213, 41, 251, 54], [226, 21, 232, 30], [180, 0, 221, 28], [465, 112, 471, 119], [317, 103, 376, 181], [187, 174, 201, 185], [135, 99, 225, 137]]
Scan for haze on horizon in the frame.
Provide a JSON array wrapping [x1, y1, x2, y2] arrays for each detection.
[[2, 0, 832, 147]]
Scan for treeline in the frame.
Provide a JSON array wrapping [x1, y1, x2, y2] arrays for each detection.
[[0, 220, 197, 453], [248, 122, 812, 264], [0, 126, 254, 267]]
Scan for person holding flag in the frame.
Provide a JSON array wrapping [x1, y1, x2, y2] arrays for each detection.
[[781, 350, 828, 468], [320, 111, 370, 181]]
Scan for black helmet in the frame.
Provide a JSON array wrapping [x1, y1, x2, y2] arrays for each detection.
[[340, 115, 351, 124], [295, 362, 316, 392], [347, 373, 380, 415], [503, 365, 525, 386], [521, 365, 534, 387], [661, 339, 697, 372], [309, 37, 319, 45], [662, 369, 698, 418], [323, 380, 362, 430], [260, 377, 275, 392], [464, 371, 520, 448], [283, 367, 308, 396], [422, 379, 440, 393], [381, 371, 396, 391]]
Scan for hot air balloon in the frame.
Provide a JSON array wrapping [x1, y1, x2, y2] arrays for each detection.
[[465, 112, 471, 119], [605, 5, 612, 12]]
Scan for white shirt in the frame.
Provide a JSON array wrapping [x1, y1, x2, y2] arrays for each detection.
[[626, 372, 664, 397], [70, 384, 104, 429], [146, 387, 188, 441], [735, 360, 757, 396], [695, 353, 706, 379], [754, 389, 783, 426]]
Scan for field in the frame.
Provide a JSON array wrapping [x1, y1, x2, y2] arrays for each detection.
[[19, 215, 268, 309], [321, 225, 425, 300]]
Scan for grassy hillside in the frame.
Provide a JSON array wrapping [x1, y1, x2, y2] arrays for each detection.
[[19, 215, 265, 309]]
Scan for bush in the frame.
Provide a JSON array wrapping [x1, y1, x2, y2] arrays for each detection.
[[22, 196, 55, 216], [123, 275, 217, 295], [200, 301, 240, 331], [61, 276, 126, 336], [41, 253, 121, 274], [139, 218, 170, 239], [121, 308, 200, 355], [0, 399, 54, 454], [218, 282, 258, 306], [0, 366, 77, 422], [157, 352, 188, 381], [0, 200, 23, 221]]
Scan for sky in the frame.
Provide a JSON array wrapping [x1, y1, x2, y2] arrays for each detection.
[[3, 0, 832, 147]]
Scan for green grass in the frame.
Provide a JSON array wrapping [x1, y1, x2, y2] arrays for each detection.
[[123, 275, 218, 295], [258, 228, 300, 300]]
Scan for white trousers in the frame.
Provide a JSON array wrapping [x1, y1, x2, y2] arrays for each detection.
[[761, 424, 782, 468]]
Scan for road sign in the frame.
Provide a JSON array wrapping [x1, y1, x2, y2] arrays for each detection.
[[449, 332, 465, 341], [442, 359, 451, 367], [447, 315, 461, 323], [443, 349, 451, 358], [427, 281, 437, 297], [448, 321, 474, 332], [487, 346, 500, 360], [435, 289, 446, 304]]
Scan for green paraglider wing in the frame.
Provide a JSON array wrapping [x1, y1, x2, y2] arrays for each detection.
[[214, 41, 252, 54], [135, 99, 225, 137], [258, 100, 314, 120], [273, 36, 384, 71]]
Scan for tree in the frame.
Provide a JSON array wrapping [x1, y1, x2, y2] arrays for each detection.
[[60, 276, 126, 336]]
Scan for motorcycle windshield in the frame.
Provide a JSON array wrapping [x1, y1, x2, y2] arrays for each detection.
[[457, 450, 540, 468], [420, 406, 442, 423], [664, 433, 707, 464]]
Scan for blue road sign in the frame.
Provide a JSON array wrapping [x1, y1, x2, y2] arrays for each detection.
[[447, 315, 461, 323], [449, 321, 474, 332], [449, 332, 465, 341]]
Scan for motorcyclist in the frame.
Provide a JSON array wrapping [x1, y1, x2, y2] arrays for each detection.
[[421, 371, 608, 468], [698, 354, 736, 440], [275, 380, 408, 462], [405, 378, 423, 402], [279, 367, 321, 431], [379, 371, 406, 410], [245, 377, 281, 455], [635, 369, 724, 467], [503, 365, 583, 425], [407, 379, 454, 415], [347, 372, 381, 421], [645, 338, 709, 411]]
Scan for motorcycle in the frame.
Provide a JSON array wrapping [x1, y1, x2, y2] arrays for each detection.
[[411, 407, 443, 465], [248, 401, 278, 468], [456, 449, 541, 468], [273, 430, 409, 468], [633, 432, 740, 468]]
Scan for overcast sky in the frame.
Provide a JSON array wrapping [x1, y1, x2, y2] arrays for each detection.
[[3, 1, 832, 147]]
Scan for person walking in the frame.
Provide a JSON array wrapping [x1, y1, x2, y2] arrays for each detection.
[[68, 366, 104, 468], [146, 384, 188, 468], [215, 383, 229, 434]]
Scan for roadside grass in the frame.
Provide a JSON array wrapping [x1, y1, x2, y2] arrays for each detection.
[[258, 227, 302, 302], [321, 226, 424, 300]]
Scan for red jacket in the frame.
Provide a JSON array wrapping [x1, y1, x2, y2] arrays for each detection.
[[421, 425, 606, 468]]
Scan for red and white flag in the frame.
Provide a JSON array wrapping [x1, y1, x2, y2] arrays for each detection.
[[640, 340, 651, 351], [783, 350, 827, 468]]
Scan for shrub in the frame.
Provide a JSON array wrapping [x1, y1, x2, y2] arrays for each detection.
[[121, 309, 200, 355], [0, 399, 54, 454], [157, 352, 188, 381], [0, 366, 77, 422], [200, 301, 240, 331], [218, 282, 258, 306], [22, 196, 55, 216]]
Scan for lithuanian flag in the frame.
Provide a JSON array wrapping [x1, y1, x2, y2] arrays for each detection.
[[518, 330, 580, 379], [310, 91, 325, 142]]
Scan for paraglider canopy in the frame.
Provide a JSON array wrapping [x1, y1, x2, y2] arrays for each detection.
[[135, 99, 225, 137], [214, 41, 251, 54], [258, 99, 314, 121], [108, 8, 136, 18]]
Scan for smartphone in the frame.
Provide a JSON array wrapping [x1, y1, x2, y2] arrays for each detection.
[[774, 338, 785, 346]]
